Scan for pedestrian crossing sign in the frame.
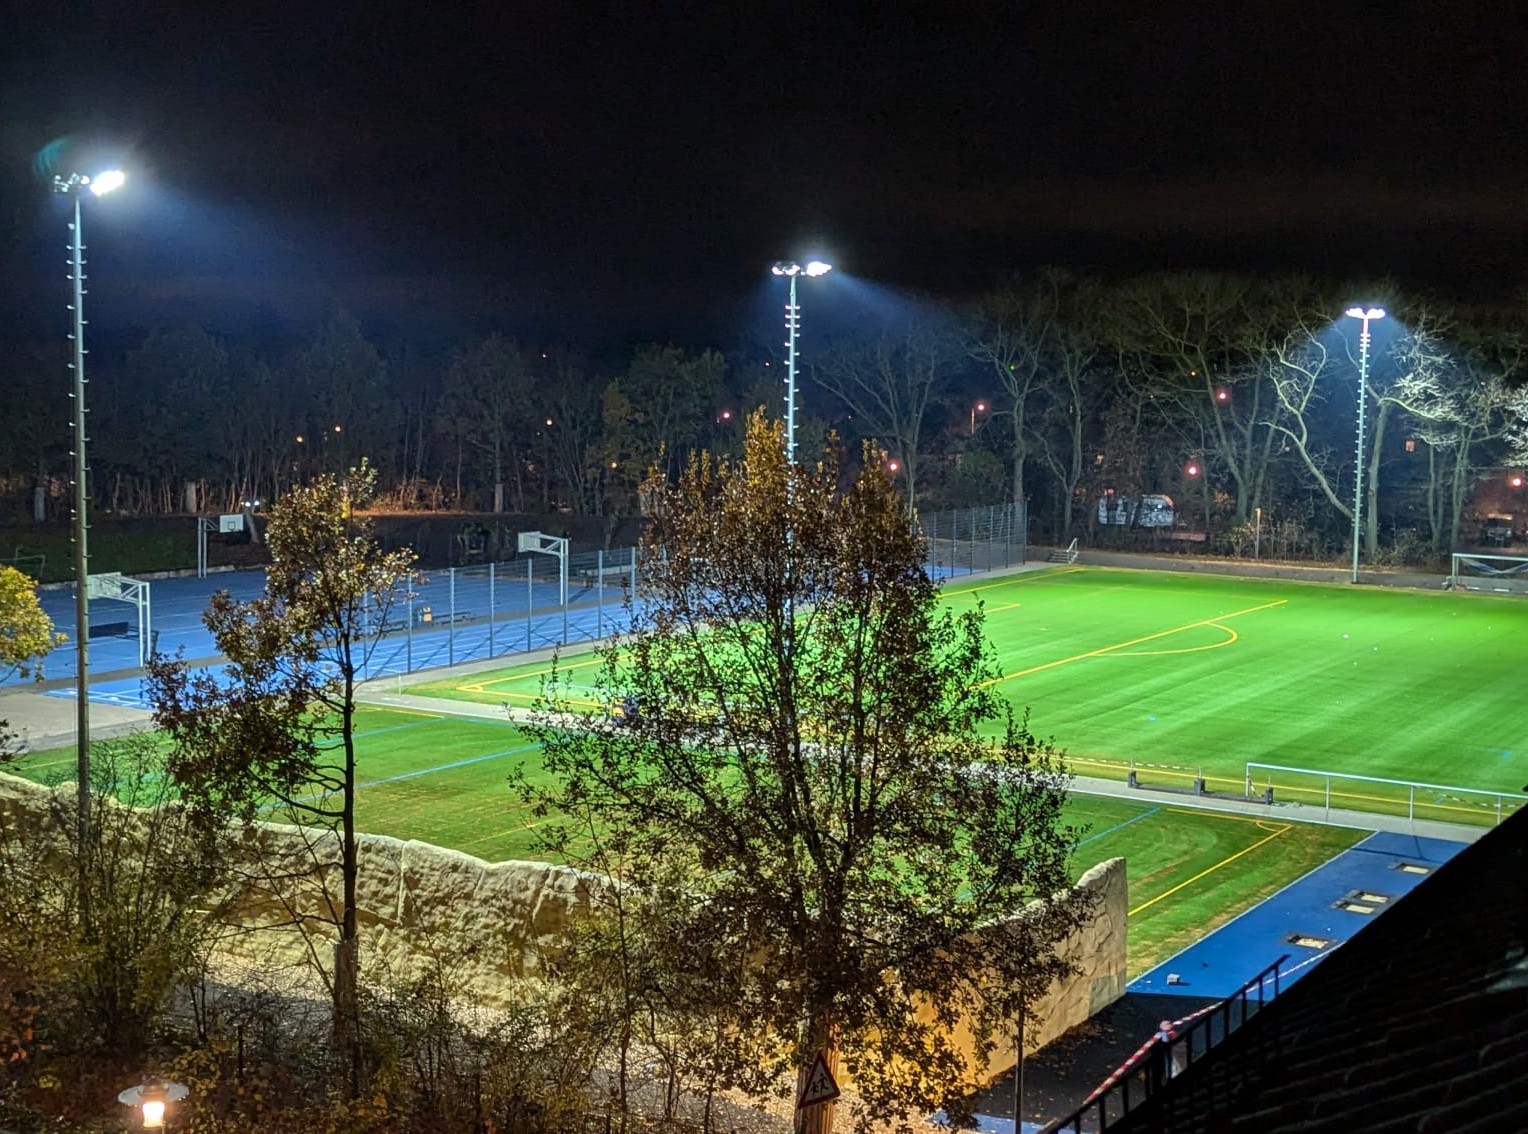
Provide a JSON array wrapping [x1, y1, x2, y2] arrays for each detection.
[[796, 1051, 841, 1109]]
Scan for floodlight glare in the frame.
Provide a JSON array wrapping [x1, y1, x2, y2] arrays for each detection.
[[1344, 306, 1385, 321], [804, 260, 832, 277], [89, 169, 126, 196], [771, 261, 798, 277]]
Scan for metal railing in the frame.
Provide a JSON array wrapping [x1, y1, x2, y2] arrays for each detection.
[[1040, 955, 1288, 1134]]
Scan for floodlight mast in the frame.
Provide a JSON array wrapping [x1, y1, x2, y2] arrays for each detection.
[[1344, 306, 1385, 584], [52, 169, 125, 850], [771, 259, 832, 463]]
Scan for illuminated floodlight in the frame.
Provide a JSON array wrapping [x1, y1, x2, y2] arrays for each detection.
[[771, 261, 798, 277], [90, 169, 126, 196], [1344, 306, 1386, 321], [1186, 462, 1201, 478], [804, 260, 832, 277]]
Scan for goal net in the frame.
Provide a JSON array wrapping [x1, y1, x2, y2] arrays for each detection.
[[1446, 552, 1528, 594]]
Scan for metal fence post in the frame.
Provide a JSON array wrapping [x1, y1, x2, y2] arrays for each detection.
[[406, 592, 413, 673], [488, 562, 496, 658], [597, 549, 604, 639], [448, 567, 456, 666], [526, 557, 533, 653]]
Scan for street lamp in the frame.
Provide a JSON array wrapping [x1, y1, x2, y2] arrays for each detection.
[[52, 168, 125, 850], [1344, 306, 1386, 584], [970, 400, 989, 434], [118, 1078, 188, 1129], [771, 259, 832, 463]]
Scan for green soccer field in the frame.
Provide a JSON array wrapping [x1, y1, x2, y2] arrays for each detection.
[[410, 566, 1528, 819], [11, 564, 1512, 975]]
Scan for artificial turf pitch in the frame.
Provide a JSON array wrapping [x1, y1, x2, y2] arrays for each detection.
[[12, 564, 1519, 974], [411, 566, 1528, 818]]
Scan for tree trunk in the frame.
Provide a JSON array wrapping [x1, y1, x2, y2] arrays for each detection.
[[794, 1016, 841, 1134], [1365, 403, 1390, 559], [336, 668, 362, 1099]]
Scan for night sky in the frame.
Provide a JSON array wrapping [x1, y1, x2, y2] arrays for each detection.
[[5, 3, 1528, 352]]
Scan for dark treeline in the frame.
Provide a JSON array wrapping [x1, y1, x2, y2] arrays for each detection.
[[4, 272, 1526, 560]]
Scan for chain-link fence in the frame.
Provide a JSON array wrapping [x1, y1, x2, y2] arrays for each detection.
[[356, 504, 1027, 681], [919, 502, 1028, 579]]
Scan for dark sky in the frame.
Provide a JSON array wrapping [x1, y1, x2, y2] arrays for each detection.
[[5, 3, 1528, 351]]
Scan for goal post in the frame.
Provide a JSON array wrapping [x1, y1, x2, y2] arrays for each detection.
[[85, 571, 153, 666], [1446, 551, 1528, 594], [517, 531, 569, 606]]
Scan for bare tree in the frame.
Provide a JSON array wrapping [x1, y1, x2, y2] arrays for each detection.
[[814, 315, 961, 509]]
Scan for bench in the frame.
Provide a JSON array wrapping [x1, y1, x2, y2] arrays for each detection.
[[414, 608, 473, 626], [579, 564, 633, 585]]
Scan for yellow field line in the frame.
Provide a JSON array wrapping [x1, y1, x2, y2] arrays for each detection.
[[1129, 820, 1291, 917], [943, 566, 1086, 601], [460, 655, 606, 694], [981, 599, 1286, 686], [1117, 622, 1237, 657]]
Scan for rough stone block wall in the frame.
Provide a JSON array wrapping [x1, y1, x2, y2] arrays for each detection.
[[0, 773, 1127, 1039]]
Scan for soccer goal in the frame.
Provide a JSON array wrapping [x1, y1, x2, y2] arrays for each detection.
[[85, 572, 153, 666], [517, 531, 569, 606], [1445, 552, 1528, 594]]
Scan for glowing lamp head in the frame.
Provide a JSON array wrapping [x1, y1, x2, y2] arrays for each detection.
[[1344, 306, 1387, 321], [771, 261, 799, 277], [804, 260, 832, 277], [1215, 388, 1230, 403], [886, 458, 901, 473], [141, 1098, 166, 1128], [89, 169, 126, 196], [1512, 474, 1524, 489], [975, 401, 988, 413], [1186, 463, 1201, 478]]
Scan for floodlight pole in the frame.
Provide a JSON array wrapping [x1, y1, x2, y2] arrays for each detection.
[[772, 260, 832, 464], [1345, 307, 1385, 584], [53, 170, 124, 852], [63, 185, 92, 845], [784, 271, 800, 463]]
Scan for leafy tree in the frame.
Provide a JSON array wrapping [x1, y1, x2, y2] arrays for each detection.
[[0, 564, 64, 761], [0, 734, 228, 1119], [524, 413, 1090, 1133], [437, 333, 534, 512], [291, 306, 394, 479], [148, 462, 419, 1098], [606, 344, 727, 475]]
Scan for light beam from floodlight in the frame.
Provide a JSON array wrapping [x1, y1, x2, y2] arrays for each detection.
[[1344, 306, 1385, 583], [770, 259, 833, 462]]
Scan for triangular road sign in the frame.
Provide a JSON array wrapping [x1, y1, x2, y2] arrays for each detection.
[[797, 1051, 841, 1109]]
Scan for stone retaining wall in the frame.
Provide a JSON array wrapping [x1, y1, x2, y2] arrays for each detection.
[[0, 773, 1126, 1048]]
